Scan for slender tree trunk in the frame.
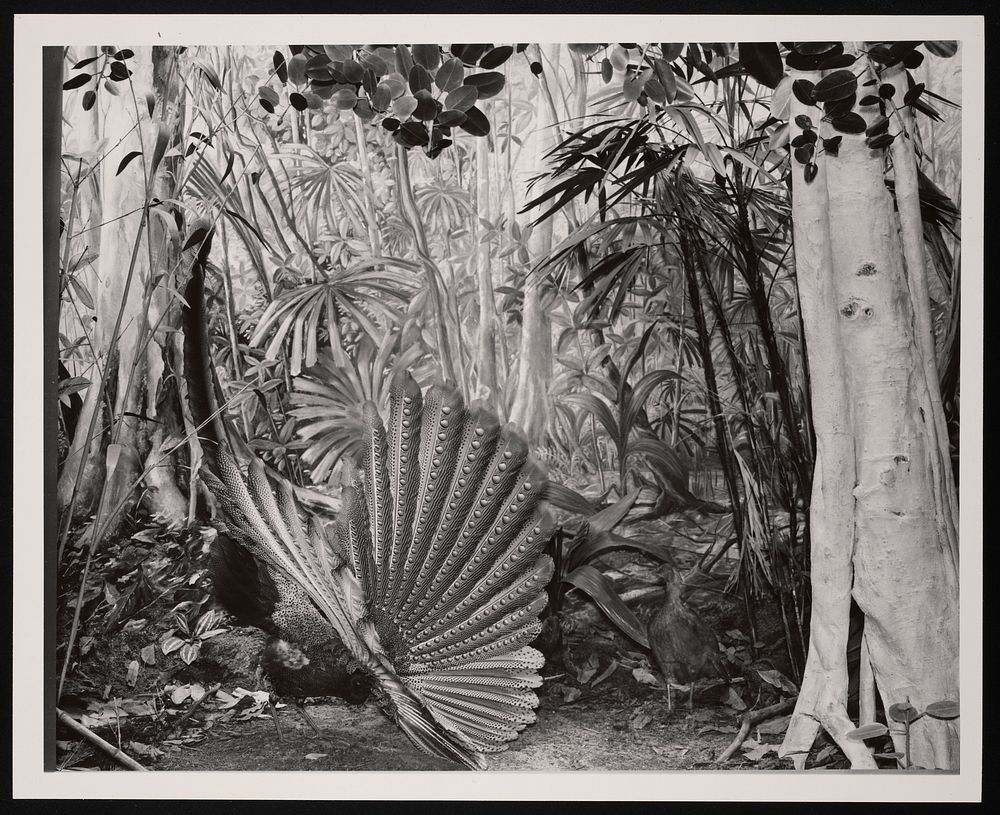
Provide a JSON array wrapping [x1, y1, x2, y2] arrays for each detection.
[[474, 134, 499, 407], [509, 44, 560, 444], [57, 47, 107, 519]]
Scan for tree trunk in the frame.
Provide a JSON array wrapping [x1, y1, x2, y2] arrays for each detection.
[[509, 44, 559, 444], [781, 66, 960, 770], [474, 134, 499, 407]]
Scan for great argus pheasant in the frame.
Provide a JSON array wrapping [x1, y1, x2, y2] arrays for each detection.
[[184, 222, 554, 769]]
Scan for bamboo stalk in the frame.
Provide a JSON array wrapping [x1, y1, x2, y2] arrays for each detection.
[[56, 708, 148, 771]]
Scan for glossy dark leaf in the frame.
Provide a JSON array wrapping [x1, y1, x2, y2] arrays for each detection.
[[812, 69, 857, 102], [599, 57, 612, 84], [397, 121, 430, 147], [115, 150, 142, 176], [793, 144, 814, 164], [865, 116, 890, 137], [354, 99, 375, 121], [409, 64, 432, 94], [411, 44, 441, 71], [340, 58, 364, 84], [790, 130, 817, 147], [479, 45, 513, 70], [530, 61, 543, 76], [273, 50, 288, 83], [450, 43, 493, 66], [113, 49, 134, 61], [817, 53, 857, 70], [459, 105, 490, 136], [866, 133, 895, 149], [323, 44, 354, 62], [289, 92, 307, 111], [661, 43, 684, 62], [804, 162, 818, 183], [333, 88, 358, 110], [792, 78, 815, 106], [435, 57, 464, 92], [902, 50, 924, 69], [82, 89, 97, 111], [73, 55, 100, 70], [822, 135, 842, 156], [903, 82, 925, 107], [381, 117, 400, 131], [793, 41, 840, 56], [738, 42, 783, 89], [445, 85, 478, 112], [463, 71, 505, 99], [924, 41, 958, 58], [412, 89, 438, 121], [794, 114, 814, 130], [878, 83, 896, 99], [437, 109, 466, 127], [63, 73, 92, 90], [859, 94, 880, 106], [830, 112, 867, 134], [823, 93, 856, 118]]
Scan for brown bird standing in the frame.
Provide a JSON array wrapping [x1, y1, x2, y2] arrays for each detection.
[[647, 565, 729, 710]]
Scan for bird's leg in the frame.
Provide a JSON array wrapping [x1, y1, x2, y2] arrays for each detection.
[[688, 682, 694, 711], [268, 693, 284, 741], [667, 683, 672, 712], [293, 699, 323, 737]]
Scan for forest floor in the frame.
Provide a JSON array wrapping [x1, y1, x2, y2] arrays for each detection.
[[56, 502, 844, 772]]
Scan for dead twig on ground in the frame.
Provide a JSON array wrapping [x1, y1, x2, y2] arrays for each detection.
[[56, 707, 148, 771], [714, 696, 797, 764]]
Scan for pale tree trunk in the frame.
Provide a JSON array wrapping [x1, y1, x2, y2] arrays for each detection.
[[781, 65, 960, 770], [140, 46, 189, 526], [509, 44, 559, 444], [57, 46, 106, 519], [474, 134, 499, 407]]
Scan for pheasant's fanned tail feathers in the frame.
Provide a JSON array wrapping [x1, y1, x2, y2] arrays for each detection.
[[349, 374, 553, 763], [207, 372, 552, 768]]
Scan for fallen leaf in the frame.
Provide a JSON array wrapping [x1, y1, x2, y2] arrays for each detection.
[[171, 685, 191, 705], [757, 714, 791, 735], [125, 660, 140, 688], [304, 753, 328, 761], [722, 687, 747, 711], [632, 667, 660, 686], [561, 686, 582, 703], [757, 668, 798, 694], [743, 742, 776, 761], [140, 644, 157, 666]]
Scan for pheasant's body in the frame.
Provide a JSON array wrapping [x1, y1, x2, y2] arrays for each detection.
[[203, 375, 553, 768], [209, 533, 370, 705], [647, 570, 728, 709]]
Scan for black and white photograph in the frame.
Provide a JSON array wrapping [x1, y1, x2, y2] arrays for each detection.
[[11, 12, 983, 802]]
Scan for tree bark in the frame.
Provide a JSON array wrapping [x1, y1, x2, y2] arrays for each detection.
[[780, 69, 873, 769], [780, 65, 960, 770], [474, 134, 499, 407], [509, 44, 560, 444]]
